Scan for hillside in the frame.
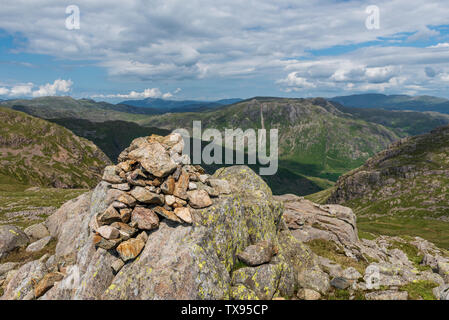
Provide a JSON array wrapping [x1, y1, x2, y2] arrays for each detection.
[[332, 93, 449, 114], [327, 125, 449, 248], [139, 97, 401, 183], [0, 107, 111, 188], [0, 96, 158, 122]]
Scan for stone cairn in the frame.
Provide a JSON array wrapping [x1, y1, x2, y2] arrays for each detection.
[[90, 133, 231, 273]]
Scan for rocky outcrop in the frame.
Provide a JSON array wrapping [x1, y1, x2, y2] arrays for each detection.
[[328, 125, 449, 220], [275, 194, 449, 300], [1, 133, 318, 300]]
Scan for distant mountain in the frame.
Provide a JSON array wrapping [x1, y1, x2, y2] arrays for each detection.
[[0, 96, 159, 122], [335, 104, 449, 136], [0, 107, 111, 188], [49, 118, 171, 162], [331, 93, 449, 114], [120, 97, 243, 113]]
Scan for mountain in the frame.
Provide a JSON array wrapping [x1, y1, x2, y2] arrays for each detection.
[[49, 118, 171, 162], [139, 97, 401, 185], [327, 125, 449, 248], [335, 104, 449, 136], [331, 94, 449, 114], [0, 96, 159, 122], [0, 107, 111, 188], [120, 97, 243, 113]]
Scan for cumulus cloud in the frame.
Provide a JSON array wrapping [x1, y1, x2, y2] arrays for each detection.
[[0, 80, 73, 97], [91, 88, 175, 100], [1, 1, 449, 97]]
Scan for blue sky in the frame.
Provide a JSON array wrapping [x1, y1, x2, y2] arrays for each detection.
[[1, 0, 449, 102]]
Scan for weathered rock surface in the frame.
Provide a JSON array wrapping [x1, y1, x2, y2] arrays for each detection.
[[237, 241, 274, 267], [24, 223, 50, 242], [0, 225, 29, 259], [26, 236, 52, 253]]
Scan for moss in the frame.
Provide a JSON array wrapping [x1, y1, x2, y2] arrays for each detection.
[[0, 238, 57, 265], [358, 230, 377, 241], [400, 280, 438, 300], [306, 239, 368, 274], [232, 260, 249, 272]]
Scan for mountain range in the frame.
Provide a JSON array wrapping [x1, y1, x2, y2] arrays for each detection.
[[331, 93, 449, 114]]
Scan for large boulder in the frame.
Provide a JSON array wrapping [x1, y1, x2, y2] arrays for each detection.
[[0, 225, 29, 259], [31, 160, 316, 300]]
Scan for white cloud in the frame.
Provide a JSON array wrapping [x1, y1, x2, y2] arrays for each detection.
[[0, 80, 73, 97], [428, 43, 449, 49], [276, 72, 316, 90], [32, 79, 73, 97], [91, 88, 176, 100]]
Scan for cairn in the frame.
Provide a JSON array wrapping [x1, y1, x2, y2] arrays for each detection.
[[89, 133, 231, 273]]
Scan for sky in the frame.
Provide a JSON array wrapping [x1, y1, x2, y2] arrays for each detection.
[[1, 0, 449, 102]]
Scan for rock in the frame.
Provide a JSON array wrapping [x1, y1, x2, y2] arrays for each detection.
[[1, 260, 47, 300], [131, 207, 160, 230], [130, 187, 164, 205], [34, 272, 64, 298], [116, 238, 145, 262], [97, 226, 120, 240], [165, 195, 176, 206], [317, 256, 343, 278], [174, 207, 192, 224], [198, 174, 209, 183], [365, 290, 408, 300], [26, 236, 52, 253], [230, 284, 259, 300], [0, 262, 18, 277], [237, 241, 273, 266], [153, 206, 182, 223], [93, 234, 122, 250], [102, 165, 124, 184], [111, 183, 131, 191], [136, 231, 149, 244], [231, 262, 295, 299], [24, 223, 50, 242], [112, 201, 127, 209], [187, 190, 213, 209], [174, 170, 190, 199], [297, 268, 330, 295], [188, 182, 197, 190], [127, 140, 177, 178], [111, 259, 125, 274], [207, 179, 231, 194], [437, 259, 449, 283], [110, 222, 137, 239], [119, 208, 132, 223], [97, 205, 122, 226], [330, 277, 350, 289], [297, 288, 321, 300], [0, 225, 29, 259], [117, 193, 137, 207], [161, 176, 175, 195], [342, 267, 362, 280]]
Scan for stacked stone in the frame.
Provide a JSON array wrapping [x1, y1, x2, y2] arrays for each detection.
[[90, 133, 231, 273]]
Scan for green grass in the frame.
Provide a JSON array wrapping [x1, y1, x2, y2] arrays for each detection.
[[305, 187, 335, 204], [357, 216, 449, 250], [306, 239, 369, 274], [0, 185, 87, 228], [400, 280, 438, 300]]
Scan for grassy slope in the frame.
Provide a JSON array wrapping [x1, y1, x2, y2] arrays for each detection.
[[0, 107, 111, 188]]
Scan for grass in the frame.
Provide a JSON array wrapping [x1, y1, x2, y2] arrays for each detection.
[[399, 280, 438, 300], [0, 238, 57, 265], [388, 240, 431, 272], [0, 184, 87, 228], [305, 187, 335, 204], [306, 239, 369, 274], [357, 216, 449, 250]]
